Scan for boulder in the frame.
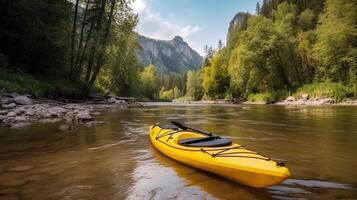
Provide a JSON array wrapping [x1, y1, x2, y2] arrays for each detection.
[[14, 96, 33, 105], [1, 103, 16, 109], [286, 96, 295, 102]]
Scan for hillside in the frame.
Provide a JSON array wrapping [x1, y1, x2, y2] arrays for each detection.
[[136, 35, 203, 74]]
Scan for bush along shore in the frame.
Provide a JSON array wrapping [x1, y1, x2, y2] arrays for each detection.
[[0, 90, 142, 130]]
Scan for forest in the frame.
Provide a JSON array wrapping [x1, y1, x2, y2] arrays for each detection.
[[186, 0, 357, 103], [0, 0, 356, 102]]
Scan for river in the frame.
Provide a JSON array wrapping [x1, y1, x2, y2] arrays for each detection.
[[0, 103, 357, 199]]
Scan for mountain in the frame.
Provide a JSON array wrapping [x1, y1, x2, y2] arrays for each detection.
[[136, 35, 203, 74]]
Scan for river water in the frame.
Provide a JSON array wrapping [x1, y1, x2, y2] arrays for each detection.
[[0, 103, 357, 200]]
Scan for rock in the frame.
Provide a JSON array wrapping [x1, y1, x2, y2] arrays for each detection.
[[7, 111, 17, 117], [59, 124, 76, 132], [14, 96, 33, 105], [25, 109, 34, 116], [0, 115, 5, 122], [108, 97, 116, 104], [59, 124, 69, 131], [76, 111, 93, 121], [286, 96, 295, 102], [84, 121, 107, 128], [4, 92, 18, 98], [301, 93, 309, 100], [0, 110, 8, 115], [13, 107, 25, 114], [1, 103, 16, 109], [13, 116, 28, 122], [0, 97, 14, 104], [321, 98, 334, 105], [91, 112, 101, 115], [10, 122, 31, 128], [7, 165, 34, 172]]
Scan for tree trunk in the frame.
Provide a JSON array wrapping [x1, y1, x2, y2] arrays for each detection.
[[73, 0, 90, 77], [85, 0, 107, 82], [70, 0, 79, 75], [89, 0, 116, 85]]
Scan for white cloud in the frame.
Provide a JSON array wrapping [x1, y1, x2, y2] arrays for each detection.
[[131, 0, 202, 55], [132, 0, 146, 13]]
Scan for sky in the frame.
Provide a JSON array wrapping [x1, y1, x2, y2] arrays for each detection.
[[131, 0, 262, 56]]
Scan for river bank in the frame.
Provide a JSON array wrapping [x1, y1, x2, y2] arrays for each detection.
[[174, 97, 357, 106], [0, 92, 142, 129]]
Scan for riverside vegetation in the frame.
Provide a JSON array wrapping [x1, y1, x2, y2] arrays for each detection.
[[0, 0, 356, 104]]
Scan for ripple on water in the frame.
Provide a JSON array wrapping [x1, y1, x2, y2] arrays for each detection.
[[283, 179, 354, 189], [267, 178, 355, 199]]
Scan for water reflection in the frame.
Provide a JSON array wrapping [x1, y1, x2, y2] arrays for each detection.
[[0, 104, 357, 199]]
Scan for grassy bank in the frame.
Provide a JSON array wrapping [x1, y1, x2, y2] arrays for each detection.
[[0, 70, 91, 99], [246, 81, 356, 103]]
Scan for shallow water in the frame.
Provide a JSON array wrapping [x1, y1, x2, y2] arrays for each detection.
[[0, 103, 357, 199]]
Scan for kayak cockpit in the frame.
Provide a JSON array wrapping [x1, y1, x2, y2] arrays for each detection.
[[179, 137, 232, 147]]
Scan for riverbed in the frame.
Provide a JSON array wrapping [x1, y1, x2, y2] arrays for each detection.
[[0, 103, 357, 199]]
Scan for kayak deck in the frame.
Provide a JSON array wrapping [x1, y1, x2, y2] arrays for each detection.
[[149, 124, 290, 188]]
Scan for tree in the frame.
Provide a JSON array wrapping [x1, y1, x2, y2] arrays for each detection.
[[256, 2, 261, 14], [218, 39, 223, 50], [313, 0, 357, 85], [186, 70, 203, 100], [140, 65, 160, 99]]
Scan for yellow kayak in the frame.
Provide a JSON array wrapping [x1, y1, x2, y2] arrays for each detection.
[[149, 122, 290, 188]]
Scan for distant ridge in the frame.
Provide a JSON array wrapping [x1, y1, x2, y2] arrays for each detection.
[[136, 34, 203, 74]]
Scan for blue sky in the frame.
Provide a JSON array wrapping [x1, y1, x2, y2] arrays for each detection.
[[132, 0, 262, 55]]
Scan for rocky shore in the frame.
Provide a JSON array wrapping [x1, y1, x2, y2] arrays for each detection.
[[275, 94, 357, 106], [0, 92, 140, 130]]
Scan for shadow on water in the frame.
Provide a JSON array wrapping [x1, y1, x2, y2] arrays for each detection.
[[0, 103, 357, 199]]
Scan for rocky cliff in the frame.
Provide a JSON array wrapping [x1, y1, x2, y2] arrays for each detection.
[[137, 35, 203, 74], [226, 12, 250, 44]]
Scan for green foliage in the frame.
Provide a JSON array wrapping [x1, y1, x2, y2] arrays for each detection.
[[140, 65, 160, 99], [247, 93, 274, 103], [313, 0, 357, 85], [0, 70, 89, 99], [198, 0, 356, 103], [295, 81, 355, 102], [202, 52, 230, 98], [247, 90, 288, 103], [159, 86, 182, 101], [185, 70, 203, 100], [0, 0, 72, 76]]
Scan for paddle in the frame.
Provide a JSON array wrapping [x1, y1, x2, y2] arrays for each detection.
[[171, 121, 215, 137]]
